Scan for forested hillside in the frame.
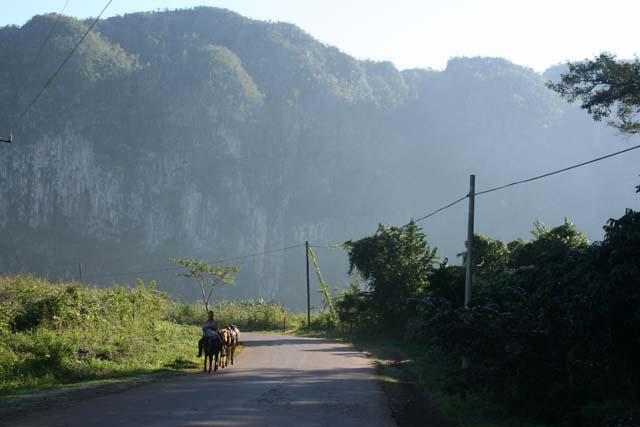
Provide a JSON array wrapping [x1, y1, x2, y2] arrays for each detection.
[[0, 7, 637, 308]]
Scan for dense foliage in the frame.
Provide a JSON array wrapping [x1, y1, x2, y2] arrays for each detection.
[[0, 275, 301, 395], [0, 275, 197, 394], [168, 298, 304, 331], [336, 212, 640, 424], [343, 221, 437, 327]]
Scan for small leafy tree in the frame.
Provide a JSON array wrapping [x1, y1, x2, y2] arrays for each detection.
[[171, 258, 239, 313]]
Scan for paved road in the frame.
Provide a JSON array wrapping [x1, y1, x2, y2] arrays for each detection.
[[3, 333, 396, 427]]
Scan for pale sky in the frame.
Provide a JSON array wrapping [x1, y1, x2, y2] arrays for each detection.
[[2, 0, 638, 72]]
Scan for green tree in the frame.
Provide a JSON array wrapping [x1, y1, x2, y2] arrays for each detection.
[[547, 53, 640, 134], [509, 218, 589, 274], [171, 258, 239, 313], [343, 220, 437, 326], [457, 233, 510, 282], [334, 282, 370, 333], [587, 208, 640, 399]]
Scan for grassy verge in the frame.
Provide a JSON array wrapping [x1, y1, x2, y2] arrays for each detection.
[[1, 317, 201, 398], [0, 273, 277, 402], [0, 275, 248, 398]]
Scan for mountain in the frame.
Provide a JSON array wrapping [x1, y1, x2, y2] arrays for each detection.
[[0, 7, 637, 308]]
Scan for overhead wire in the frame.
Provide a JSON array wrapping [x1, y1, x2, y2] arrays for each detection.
[[90, 139, 640, 277], [414, 194, 469, 222], [475, 142, 640, 196], [10, 0, 113, 131], [311, 141, 640, 250], [9, 0, 71, 109], [90, 243, 306, 281]]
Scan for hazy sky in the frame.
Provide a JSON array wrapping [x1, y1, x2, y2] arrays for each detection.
[[2, 0, 638, 71]]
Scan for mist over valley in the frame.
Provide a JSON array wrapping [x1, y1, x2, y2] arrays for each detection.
[[0, 7, 637, 308]]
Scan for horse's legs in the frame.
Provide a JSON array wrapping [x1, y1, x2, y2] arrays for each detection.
[[214, 351, 218, 372]]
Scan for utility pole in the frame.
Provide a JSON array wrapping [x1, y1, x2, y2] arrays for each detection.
[[78, 263, 83, 284], [306, 241, 311, 331], [465, 174, 475, 308], [462, 174, 475, 370]]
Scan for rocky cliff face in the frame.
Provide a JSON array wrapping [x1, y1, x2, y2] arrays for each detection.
[[0, 8, 638, 308]]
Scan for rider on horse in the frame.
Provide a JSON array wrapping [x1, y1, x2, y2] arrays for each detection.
[[197, 310, 223, 357]]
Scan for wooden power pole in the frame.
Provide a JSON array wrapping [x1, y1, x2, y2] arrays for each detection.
[[462, 174, 475, 370], [305, 241, 311, 331], [465, 174, 475, 308]]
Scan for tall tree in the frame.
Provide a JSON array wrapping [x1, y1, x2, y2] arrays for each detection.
[[343, 220, 437, 326]]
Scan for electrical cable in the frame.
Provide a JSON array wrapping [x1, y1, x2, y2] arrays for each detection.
[[475, 143, 640, 196], [11, 0, 112, 131], [414, 194, 469, 222], [10, 1, 71, 108], [90, 243, 306, 281], [88, 138, 640, 278], [312, 141, 640, 250]]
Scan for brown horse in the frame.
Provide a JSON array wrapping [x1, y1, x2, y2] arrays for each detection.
[[202, 336, 221, 373], [218, 328, 234, 368], [226, 324, 239, 365]]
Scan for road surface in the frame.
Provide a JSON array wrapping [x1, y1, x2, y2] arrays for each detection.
[[3, 333, 396, 426]]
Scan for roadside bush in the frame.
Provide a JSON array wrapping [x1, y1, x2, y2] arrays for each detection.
[[0, 276, 198, 395], [337, 214, 640, 423], [167, 299, 302, 331]]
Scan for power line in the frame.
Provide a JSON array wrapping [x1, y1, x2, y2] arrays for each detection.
[[312, 142, 640, 249], [475, 143, 640, 196], [407, 143, 640, 223], [11, 0, 112, 131], [208, 243, 306, 264], [90, 243, 306, 281], [76, 140, 640, 280], [311, 194, 470, 249], [10, 1, 71, 109], [414, 194, 469, 222]]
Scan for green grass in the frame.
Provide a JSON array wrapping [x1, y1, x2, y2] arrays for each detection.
[[0, 275, 203, 397], [0, 274, 272, 398]]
